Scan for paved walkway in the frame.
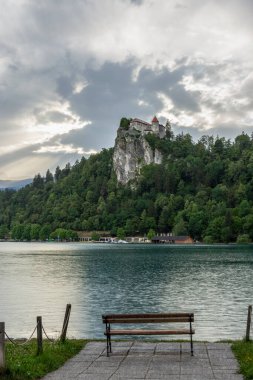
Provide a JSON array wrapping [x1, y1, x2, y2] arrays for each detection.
[[42, 341, 243, 380]]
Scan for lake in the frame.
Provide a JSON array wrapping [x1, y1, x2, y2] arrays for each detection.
[[0, 242, 252, 341]]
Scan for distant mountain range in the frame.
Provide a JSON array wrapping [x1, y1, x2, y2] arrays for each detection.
[[0, 178, 32, 190]]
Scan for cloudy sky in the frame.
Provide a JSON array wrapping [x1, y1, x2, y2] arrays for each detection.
[[0, 0, 253, 180]]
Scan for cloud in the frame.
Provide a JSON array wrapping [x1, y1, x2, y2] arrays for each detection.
[[0, 0, 253, 179], [0, 138, 88, 180], [35, 143, 96, 156]]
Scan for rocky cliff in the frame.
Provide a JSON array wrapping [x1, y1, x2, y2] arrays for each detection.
[[113, 117, 166, 184]]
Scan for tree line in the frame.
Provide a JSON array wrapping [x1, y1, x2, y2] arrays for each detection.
[[0, 121, 253, 243]]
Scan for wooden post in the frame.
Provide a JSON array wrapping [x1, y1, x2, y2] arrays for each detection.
[[246, 305, 252, 341], [60, 304, 71, 342], [0, 322, 5, 372], [37, 316, 43, 355]]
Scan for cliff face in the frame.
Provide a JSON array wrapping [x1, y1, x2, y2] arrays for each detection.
[[113, 122, 164, 184]]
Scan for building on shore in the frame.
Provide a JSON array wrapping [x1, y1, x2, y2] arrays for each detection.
[[151, 235, 194, 244], [77, 231, 111, 242], [77, 231, 149, 243], [77, 231, 193, 244]]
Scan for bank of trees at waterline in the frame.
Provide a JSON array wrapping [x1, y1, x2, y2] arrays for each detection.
[[0, 128, 253, 243], [9, 224, 78, 242], [0, 223, 78, 241]]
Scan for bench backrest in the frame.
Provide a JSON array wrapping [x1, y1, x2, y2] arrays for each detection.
[[102, 313, 194, 324]]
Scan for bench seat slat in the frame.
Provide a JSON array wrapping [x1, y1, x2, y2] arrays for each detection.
[[104, 317, 192, 323], [105, 329, 195, 336], [103, 313, 193, 319]]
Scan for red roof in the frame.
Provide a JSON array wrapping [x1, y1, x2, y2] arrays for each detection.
[[152, 115, 159, 123]]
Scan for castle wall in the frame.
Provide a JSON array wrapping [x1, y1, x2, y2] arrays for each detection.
[[159, 125, 166, 138], [130, 119, 164, 136], [151, 121, 159, 134], [130, 120, 151, 133]]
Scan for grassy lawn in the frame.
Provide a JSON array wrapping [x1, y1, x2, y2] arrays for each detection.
[[1, 339, 87, 380], [232, 340, 253, 380]]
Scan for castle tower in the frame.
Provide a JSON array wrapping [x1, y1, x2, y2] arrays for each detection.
[[151, 115, 159, 134]]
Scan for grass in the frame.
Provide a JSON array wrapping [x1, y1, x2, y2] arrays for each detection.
[[1, 339, 87, 380], [232, 340, 253, 380]]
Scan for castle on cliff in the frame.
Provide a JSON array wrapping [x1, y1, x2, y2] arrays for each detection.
[[113, 115, 168, 184], [129, 116, 166, 138]]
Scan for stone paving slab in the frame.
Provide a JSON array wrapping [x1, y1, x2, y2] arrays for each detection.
[[41, 341, 243, 380]]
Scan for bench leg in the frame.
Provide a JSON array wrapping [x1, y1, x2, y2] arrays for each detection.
[[106, 334, 110, 357], [190, 334, 194, 356], [109, 335, 112, 353]]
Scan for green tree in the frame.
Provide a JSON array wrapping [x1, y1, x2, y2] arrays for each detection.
[[54, 166, 62, 181], [203, 235, 214, 244], [188, 211, 206, 241], [120, 117, 130, 130], [238, 200, 251, 217], [0, 225, 9, 239], [158, 206, 173, 232], [236, 234, 250, 243], [91, 231, 100, 241], [173, 218, 188, 236], [117, 227, 126, 240], [205, 217, 226, 242], [140, 210, 156, 234], [147, 228, 156, 240], [235, 132, 251, 152], [65, 229, 78, 240], [11, 224, 25, 240], [125, 217, 140, 236], [45, 169, 54, 183], [32, 174, 44, 188], [50, 228, 65, 240], [30, 224, 41, 240], [39, 225, 51, 240], [212, 184, 228, 202], [22, 224, 31, 241], [242, 215, 253, 240]]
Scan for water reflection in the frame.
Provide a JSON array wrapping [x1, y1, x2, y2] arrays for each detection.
[[0, 242, 252, 340]]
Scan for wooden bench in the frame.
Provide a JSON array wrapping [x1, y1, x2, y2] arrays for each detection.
[[102, 312, 195, 356]]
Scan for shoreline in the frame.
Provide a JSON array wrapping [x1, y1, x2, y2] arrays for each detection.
[[0, 239, 252, 246]]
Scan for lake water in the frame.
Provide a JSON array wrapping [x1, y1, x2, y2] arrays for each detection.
[[0, 242, 252, 341]]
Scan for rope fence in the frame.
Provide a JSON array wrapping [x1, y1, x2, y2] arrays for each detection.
[[246, 305, 252, 341], [41, 324, 57, 343], [0, 303, 72, 369], [4, 322, 38, 346], [41, 306, 71, 344]]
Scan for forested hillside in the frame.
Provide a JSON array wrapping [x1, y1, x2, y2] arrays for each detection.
[[0, 128, 253, 243]]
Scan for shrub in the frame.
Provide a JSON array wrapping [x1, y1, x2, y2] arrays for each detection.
[[236, 234, 250, 244]]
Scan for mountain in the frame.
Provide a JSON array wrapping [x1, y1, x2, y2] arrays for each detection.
[[0, 118, 253, 243], [0, 178, 32, 190]]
